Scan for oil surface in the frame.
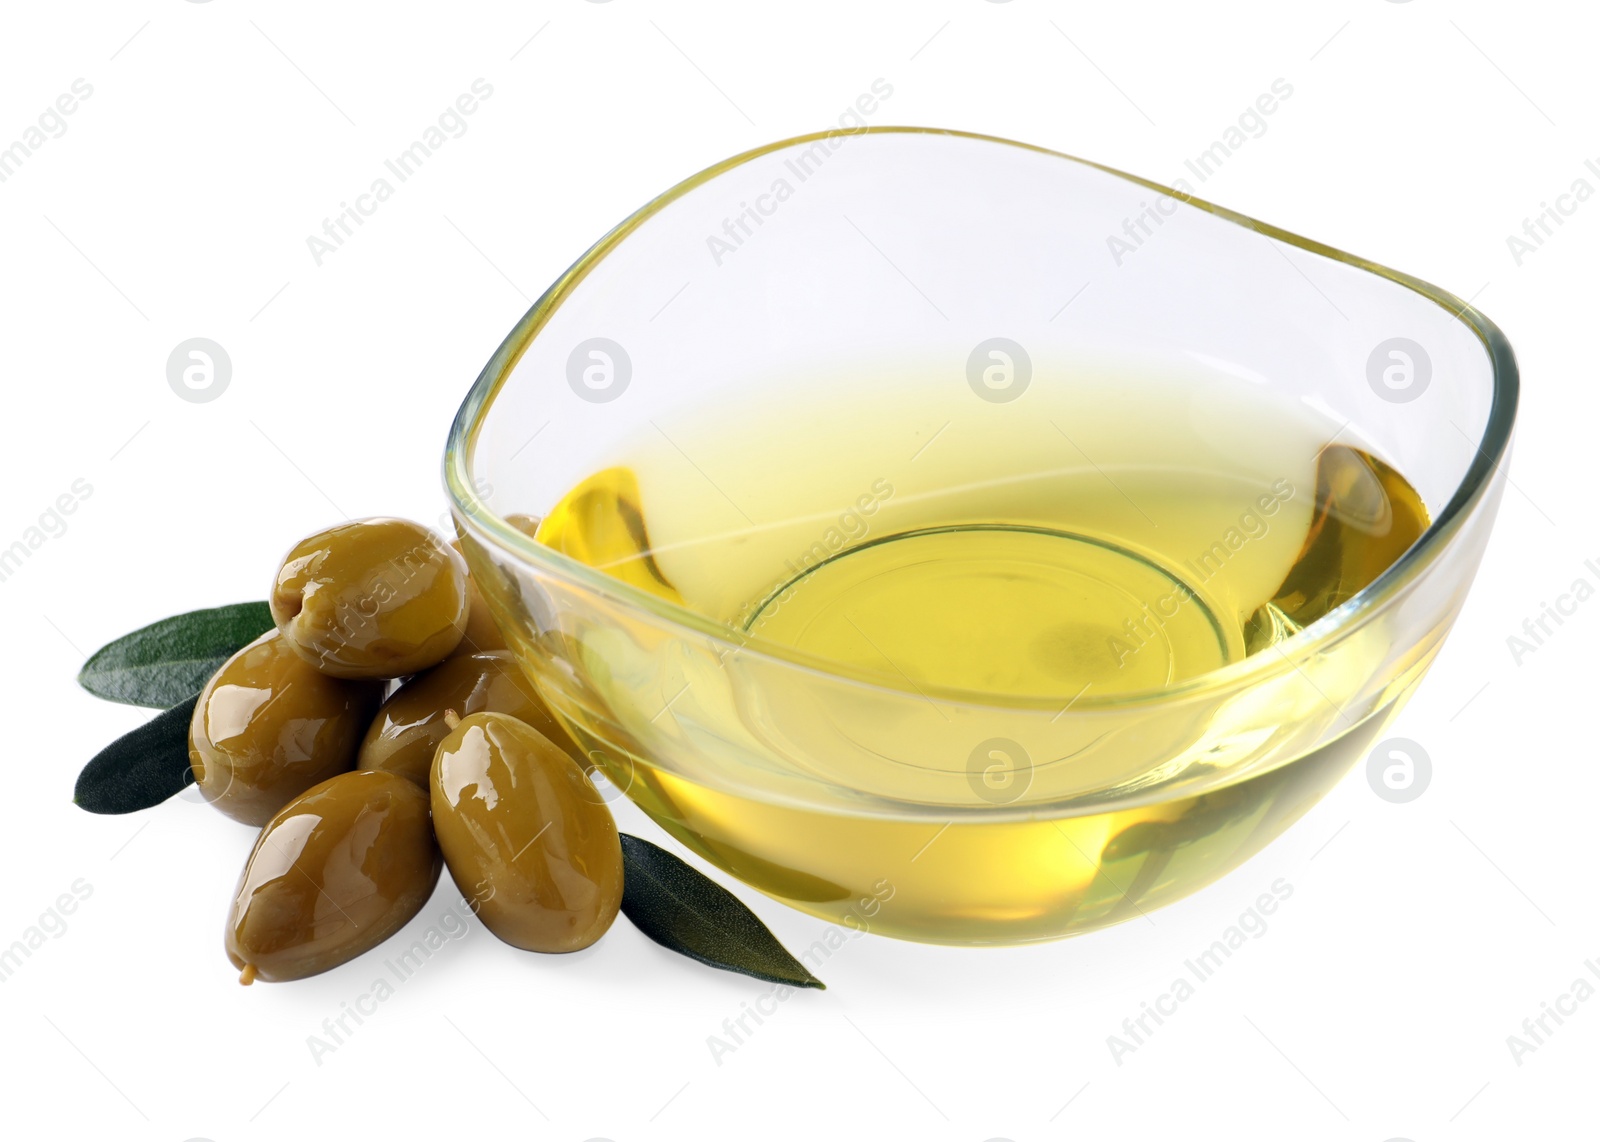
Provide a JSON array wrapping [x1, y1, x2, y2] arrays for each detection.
[[537, 388, 1427, 701], [521, 367, 1431, 941]]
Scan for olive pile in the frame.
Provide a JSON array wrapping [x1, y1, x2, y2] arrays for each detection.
[[195, 517, 624, 984]]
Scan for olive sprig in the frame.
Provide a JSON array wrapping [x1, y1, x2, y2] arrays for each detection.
[[70, 519, 823, 991], [77, 601, 276, 708]]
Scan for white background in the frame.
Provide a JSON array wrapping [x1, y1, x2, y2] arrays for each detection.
[[0, 2, 1593, 1139]]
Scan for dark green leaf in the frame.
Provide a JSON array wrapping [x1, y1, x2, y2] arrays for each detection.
[[619, 834, 824, 989], [78, 602, 275, 707], [1100, 819, 1172, 863], [1101, 785, 1259, 862], [74, 694, 199, 814]]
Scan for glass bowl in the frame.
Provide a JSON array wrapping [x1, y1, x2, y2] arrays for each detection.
[[445, 128, 1516, 945]]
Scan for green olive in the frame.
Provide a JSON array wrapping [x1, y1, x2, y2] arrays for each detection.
[[504, 512, 542, 538], [189, 630, 383, 826], [270, 517, 470, 679], [357, 651, 578, 787], [226, 770, 441, 984], [449, 538, 506, 655], [449, 519, 543, 657], [431, 712, 622, 953]]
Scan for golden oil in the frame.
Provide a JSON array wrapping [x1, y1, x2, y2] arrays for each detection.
[[511, 364, 1431, 942]]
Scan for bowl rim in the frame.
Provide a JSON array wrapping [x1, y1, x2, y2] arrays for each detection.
[[444, 125, 1518, 714]]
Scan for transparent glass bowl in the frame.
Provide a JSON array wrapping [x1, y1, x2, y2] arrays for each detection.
[[446, 128, 1516, 945]]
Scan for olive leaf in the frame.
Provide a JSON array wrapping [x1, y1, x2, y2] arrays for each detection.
[[78, 602, 275, 707], [1099, 819, 1173, 863], [74, 694, 199, 814], [619, 834, 824, 990], [1100, 784, 1257, 863]]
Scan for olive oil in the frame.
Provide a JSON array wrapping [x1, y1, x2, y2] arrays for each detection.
[[513, 364, 1432, 942]]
